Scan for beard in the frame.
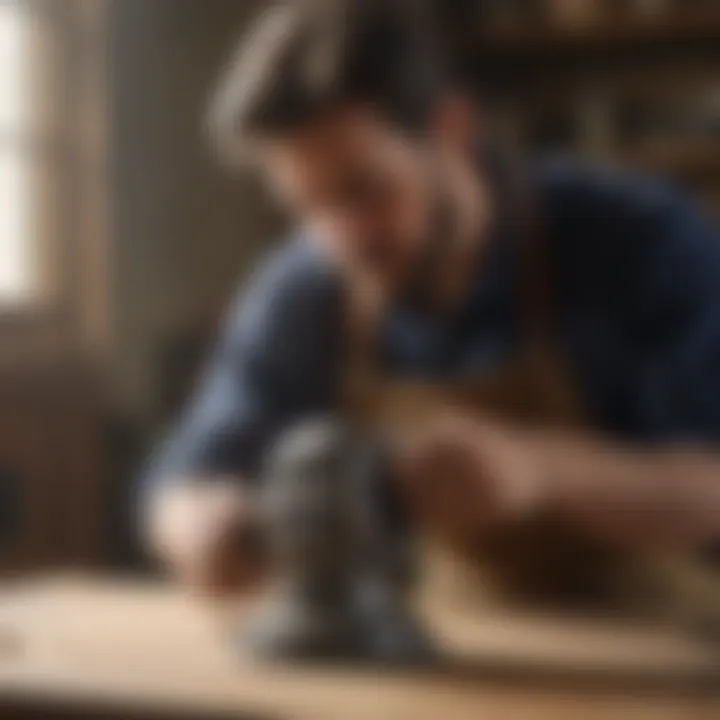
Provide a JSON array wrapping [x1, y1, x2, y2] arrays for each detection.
[[398, 171, 462, 313]]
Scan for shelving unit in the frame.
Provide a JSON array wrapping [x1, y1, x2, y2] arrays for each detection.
[[447, 2, 720, 213], [472, 12, 720, 57]]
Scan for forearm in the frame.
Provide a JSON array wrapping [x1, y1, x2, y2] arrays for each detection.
[[144, 479, 264, 596], [536, 433, 720, 552], [146, 479, 243, 561]]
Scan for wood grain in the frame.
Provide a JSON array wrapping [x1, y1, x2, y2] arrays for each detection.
[[0, 577, 716, 719]]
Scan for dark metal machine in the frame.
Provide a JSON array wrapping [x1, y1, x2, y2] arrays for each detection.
[[243, 418, 434, 663]]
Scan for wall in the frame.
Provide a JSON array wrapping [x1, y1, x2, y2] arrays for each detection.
[[109, 0, 281, 425]]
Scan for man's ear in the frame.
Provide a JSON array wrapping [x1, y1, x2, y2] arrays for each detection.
[[432, 93, 477, 155]]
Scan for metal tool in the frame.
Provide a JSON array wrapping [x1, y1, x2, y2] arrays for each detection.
[[243, 417, 435, 664]]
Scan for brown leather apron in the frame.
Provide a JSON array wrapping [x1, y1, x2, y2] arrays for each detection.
[[341, 174, 720, 623]]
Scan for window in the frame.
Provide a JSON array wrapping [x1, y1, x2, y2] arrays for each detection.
[[0, 1, 41, 303], [0, 0, 108, 346]]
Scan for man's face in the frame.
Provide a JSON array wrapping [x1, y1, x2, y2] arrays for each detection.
[[260, 107, 440, 290]]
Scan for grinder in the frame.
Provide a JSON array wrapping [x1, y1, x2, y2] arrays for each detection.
[[242, 417, 435, 663]]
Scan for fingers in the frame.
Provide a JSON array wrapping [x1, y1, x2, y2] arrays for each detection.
[[393, 414, 542, 548], [396, 423, 485, 543], [150, 482, 265, 600]]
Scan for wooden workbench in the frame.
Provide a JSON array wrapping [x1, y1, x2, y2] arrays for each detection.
[[0, 576, 717, 719]]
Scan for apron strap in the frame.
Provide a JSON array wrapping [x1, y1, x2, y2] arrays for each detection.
[[501, 157, 586, 425], [494, 156, 554, 344], [343, 273, 386, 425]]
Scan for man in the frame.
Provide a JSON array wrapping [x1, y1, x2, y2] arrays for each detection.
[[144, 0, 720, 598]]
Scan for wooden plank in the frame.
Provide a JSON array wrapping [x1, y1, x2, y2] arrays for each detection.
[[471, 12, 720, 57], [0, 577, 716, 719]]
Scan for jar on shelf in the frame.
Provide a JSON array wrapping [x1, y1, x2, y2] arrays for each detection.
[[478, 0, 544, 32], [546, 0, 603, 28], [630, 0, 672, 19]]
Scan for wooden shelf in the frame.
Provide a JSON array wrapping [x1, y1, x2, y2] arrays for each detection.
[[624, 143, 720, 181], [470, 13, 720, 60]]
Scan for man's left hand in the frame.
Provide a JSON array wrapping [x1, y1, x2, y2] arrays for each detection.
[[395, 415, 548, 548]]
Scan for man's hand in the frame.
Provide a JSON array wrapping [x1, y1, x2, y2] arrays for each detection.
[[396, 415, 547, 548], [397, 415, 720, 553], [147, 481, 265, 599]]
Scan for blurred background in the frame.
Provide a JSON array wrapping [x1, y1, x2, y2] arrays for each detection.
[[0, 0, 718, 578]]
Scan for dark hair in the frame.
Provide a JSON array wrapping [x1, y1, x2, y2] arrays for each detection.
[[208, 0, 447, 161]]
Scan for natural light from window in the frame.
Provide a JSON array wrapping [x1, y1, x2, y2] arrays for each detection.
[[0, 1, 35, 305]]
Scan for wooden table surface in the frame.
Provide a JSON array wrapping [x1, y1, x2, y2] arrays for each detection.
[[0, 576, 717, 719]]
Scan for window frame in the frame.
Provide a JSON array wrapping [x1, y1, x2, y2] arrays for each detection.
[[0, 0, 110, 352]]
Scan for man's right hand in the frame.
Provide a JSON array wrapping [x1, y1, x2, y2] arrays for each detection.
[[147, 481, 265, 599]]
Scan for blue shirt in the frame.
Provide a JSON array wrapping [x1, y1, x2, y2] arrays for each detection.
[[146, 160, 720, 497]]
